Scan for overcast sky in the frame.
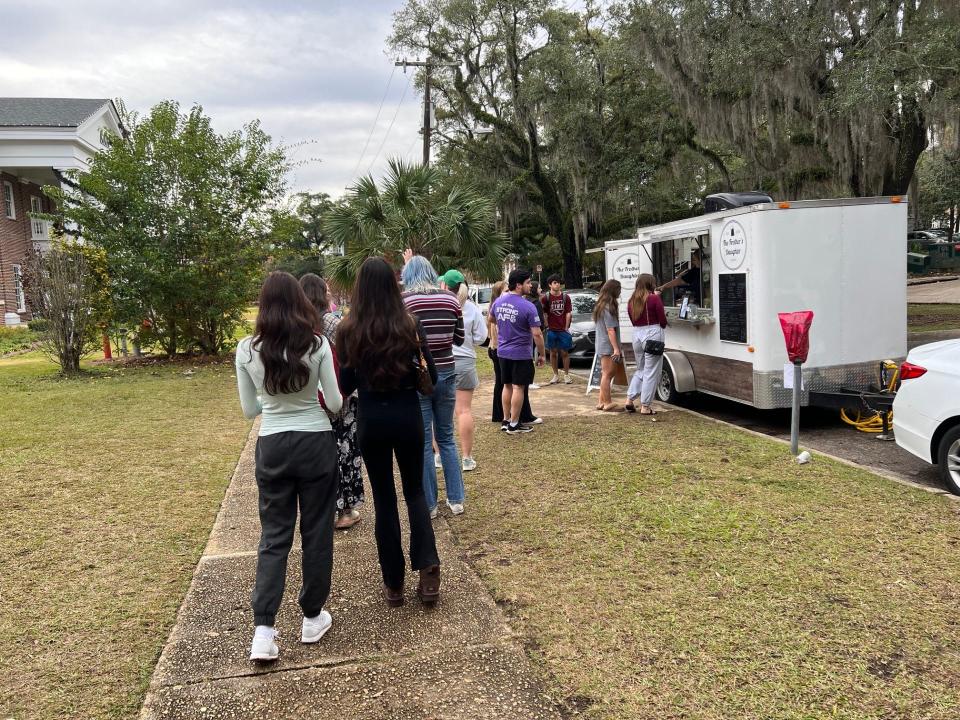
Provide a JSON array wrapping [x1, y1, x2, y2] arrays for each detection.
[[0, 0, 423, 199]]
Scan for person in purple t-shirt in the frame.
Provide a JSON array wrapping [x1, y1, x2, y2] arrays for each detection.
[[490, 269, 545, 434]]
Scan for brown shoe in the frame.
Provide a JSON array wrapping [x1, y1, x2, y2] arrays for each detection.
[[417, 565, 441, 605], [335, 509, 361, 530], [383, 584, 404, 607]]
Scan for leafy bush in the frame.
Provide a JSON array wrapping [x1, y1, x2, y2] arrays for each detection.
[[0, 326, 40, 355]]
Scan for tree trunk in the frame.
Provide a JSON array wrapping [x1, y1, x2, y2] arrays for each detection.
[[166, 318, 178, 357], [881, 101, 928, 196], [556, 223, 583, 289]]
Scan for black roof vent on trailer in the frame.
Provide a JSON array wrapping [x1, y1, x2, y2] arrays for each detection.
[[703, 191, 774, 214]]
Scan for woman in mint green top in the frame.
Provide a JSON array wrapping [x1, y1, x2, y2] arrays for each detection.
[[235, 271, 342, 663], [235, 333, 342, 432]]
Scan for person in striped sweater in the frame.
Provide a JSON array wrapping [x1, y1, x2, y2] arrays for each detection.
[[401, 253, 466, 517]]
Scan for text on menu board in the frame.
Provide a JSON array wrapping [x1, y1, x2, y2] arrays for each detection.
[[719, 273, 747, 343]]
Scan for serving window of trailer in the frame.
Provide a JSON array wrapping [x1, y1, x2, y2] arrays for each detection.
[[651, 232, 712, 311]]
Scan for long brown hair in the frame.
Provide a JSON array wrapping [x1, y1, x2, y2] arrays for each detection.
[[593, 279, 621, 322], [252, 271, 321, 395], [629, 273, 657, 321], [299, 273, 329, 324], [336, 257, 419, 390]]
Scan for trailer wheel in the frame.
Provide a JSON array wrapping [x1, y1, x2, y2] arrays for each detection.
[[656, 364, 680, 404], [936, 425, 960, 496]]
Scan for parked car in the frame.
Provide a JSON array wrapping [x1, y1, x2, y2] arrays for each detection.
[[565, 290, 600, 363], [893, 339, 960, 495], [470, 284, 495, 316]]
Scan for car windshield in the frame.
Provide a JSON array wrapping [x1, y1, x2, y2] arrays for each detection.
[[475, 287, 492, 303], [570, 293, 597, 317]]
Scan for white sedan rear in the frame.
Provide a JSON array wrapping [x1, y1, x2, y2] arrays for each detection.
[[893, 339, 960, 494]]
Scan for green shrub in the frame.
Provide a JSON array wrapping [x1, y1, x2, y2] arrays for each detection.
[[0, 326, 39, 355]]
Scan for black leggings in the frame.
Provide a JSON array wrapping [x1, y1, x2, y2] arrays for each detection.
[[489, 347, 535, 423], [356, 388, 439, 589]]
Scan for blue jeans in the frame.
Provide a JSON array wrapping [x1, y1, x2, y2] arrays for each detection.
[[419, 369, 464, 508]]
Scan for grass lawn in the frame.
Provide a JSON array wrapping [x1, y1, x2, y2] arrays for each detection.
[[457, 381, 960, 718], [908, 303, 960, 333], [0, 353, 251, 720]]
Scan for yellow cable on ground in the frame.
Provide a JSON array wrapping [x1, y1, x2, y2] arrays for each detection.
[[839, 361, 899, 433]]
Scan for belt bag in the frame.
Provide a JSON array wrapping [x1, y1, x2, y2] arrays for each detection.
[[644, 339, 665, 356]]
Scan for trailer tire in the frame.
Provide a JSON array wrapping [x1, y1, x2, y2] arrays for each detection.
[[656, 364, 680, 405], [936, 424, 960, 496]]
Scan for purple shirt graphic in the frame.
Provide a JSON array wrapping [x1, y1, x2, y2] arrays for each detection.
[[491, 293, 541, 361]]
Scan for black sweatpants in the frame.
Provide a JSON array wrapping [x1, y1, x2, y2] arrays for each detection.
[[356, 388, 439, 590], [489, 347, 535, 423], [252, 430, 337, 626]]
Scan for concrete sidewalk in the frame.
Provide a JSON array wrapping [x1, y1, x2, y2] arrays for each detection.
[[138, 424, 561, 720]]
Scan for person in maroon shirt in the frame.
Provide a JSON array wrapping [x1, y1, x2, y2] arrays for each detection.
[[625, 273, 668, 415], [540, 274, 574, 384]]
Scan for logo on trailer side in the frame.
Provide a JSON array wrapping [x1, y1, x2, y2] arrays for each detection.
[[611, 252, 640, 285], [719, 220, 747, 270]]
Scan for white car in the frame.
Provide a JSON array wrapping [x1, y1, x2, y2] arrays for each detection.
[[893, 339, 960, 494], [470, 284, 495, 317]]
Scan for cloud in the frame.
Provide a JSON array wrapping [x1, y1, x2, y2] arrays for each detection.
[[0, 0, 424, 195]]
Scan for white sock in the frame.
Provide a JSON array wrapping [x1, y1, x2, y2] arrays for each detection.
[[254, 625, 275, 639]]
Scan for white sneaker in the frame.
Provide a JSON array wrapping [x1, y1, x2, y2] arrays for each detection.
[[529, 417, 544, 424], [462, 456, 477, 472], [564, 372, 573, 384], [529, 383, 541, 390], [301, 610, 332, 644], [434, 453, 441, 469], [249, 626, 279, 661], [548, 374, 559, 385], [430, 505, 438, 519], [447, 502, 464, 515]]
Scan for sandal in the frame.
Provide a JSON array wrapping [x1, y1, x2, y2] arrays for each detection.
[[417, 565, 441, 605], [602, 403, 620, 412], [624, 402, 636, 413], [639, 407, 656, 416], [383, 584, 404, 607], [334, 509, 361, 530]]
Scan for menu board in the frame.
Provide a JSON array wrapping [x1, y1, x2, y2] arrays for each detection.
[[719, 273, 747, 343]]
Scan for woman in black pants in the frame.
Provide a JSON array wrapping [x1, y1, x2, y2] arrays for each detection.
[[337, 258, 441, 606]]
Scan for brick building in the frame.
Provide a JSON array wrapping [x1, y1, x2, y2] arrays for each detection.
[[0, 98, 123, 325]]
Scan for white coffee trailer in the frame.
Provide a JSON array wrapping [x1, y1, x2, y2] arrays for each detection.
[[603, 197, 908, 409]]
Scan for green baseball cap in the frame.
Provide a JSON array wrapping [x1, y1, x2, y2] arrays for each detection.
[[441, 269, 465, 287]]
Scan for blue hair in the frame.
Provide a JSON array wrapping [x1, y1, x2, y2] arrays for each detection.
[[401, 255, 439, 293]]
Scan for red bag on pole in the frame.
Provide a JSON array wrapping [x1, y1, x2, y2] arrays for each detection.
[[778, 311, 814, 363]]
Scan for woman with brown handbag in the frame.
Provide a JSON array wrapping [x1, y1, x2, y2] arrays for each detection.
[[337, 258, 441, 607]]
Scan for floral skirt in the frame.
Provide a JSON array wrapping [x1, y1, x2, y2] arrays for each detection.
[[333, 394, 364, 511]]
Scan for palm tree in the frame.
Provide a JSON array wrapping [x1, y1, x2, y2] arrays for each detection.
[[325, 158, 506, 288]]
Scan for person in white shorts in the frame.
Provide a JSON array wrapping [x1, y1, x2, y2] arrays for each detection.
[[442, 269, 488, 475]]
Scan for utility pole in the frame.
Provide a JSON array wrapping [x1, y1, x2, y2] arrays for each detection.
[[395, 58, 459, 166]]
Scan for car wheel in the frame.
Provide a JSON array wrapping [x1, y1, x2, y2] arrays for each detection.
[[656, 363, 679, 404], [936, 425, 960, 496]]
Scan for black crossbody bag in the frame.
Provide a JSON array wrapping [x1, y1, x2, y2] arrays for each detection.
[[642, 302, 665, 356]]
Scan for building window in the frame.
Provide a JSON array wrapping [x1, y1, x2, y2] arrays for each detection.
[[12, 264, 26, 313], [30, 196, 47, 240], [3, 181, 15, 220]]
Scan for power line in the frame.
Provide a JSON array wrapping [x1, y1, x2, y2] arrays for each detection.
[[350, 65, 396, 180], [366, 70, 413, 175]]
